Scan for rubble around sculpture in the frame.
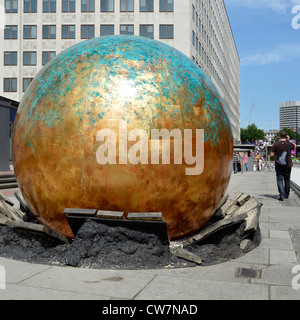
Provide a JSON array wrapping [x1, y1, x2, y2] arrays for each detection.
[[0, 190, 262, 268]]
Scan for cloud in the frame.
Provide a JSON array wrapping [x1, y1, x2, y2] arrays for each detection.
[[224, 0, 300, 14], [241, 43, 300, 66]]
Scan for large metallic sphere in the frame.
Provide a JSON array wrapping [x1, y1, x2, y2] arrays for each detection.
[[12, 35, 233, 240]]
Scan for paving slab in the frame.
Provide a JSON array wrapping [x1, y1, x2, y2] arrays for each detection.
[[270, 286, 300, 300], [17, 265, 156, 300], [270, 230, 291, 240], [270, 250, 298, 265], [0, 283, 109, 300], [134, 274, 269, 300]]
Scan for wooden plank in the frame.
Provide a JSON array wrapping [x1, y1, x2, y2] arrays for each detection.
[[64, 208, 97, 216], [127, 212, 163, 221], [96, 210, 124, 219], [0, 191, 14, 206]]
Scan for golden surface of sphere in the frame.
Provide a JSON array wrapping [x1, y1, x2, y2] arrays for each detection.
[[12, 36, 233, 240]]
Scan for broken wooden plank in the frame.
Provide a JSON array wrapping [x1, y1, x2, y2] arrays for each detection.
[[226, 205, 239, 216], [244, 207, 260, 232], [237, 193, 251, 206], [10, 220, 70, 243], [188, 210, 248, 245], [235, 197, 262, 215], [170, 246, 202, 265], [0, 212, 12, 226], [0, 200, 25, 222], [14, 190, 30, 213], [0, 191, 14, 206], [215, 191, 244, 218], [183, 212, 248, 247]]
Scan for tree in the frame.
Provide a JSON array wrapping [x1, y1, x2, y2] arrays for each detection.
[[240, 124, 265, 143], [274, 127, 299, 142]]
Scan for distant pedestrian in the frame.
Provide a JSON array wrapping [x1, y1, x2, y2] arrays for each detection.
[[242, 152, 248, 172], [253, 160, 257, 172], [233, 152, 238, 174], [259, 157, 263, 171], [271, 131, 297, 201]]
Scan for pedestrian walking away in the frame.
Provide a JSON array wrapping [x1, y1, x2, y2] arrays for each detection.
[[270, 131, 297, 201]]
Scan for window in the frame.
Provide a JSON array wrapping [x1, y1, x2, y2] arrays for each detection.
[[62, 25, 75, 39], [43, 0, 56, 12], [24, 0, 37, 12], [42, 51, 56, 65], [4, 25, 18, 39], [23, 78, 33, 92], [140, 0, 153, 12], [81, 0, 94, 12], [160, 0, 173, 12], [23, 51, 37, 65], [101, 0, 113, 12], [4, 78, 17, 92], [100, 25, 114, 36], [81, 25, 95, 39], [43, 25, 56, 39], [62, 0, 75, 12], [5, 0, 18, 13], [4, 52, 17, 65], [140, 25, 153, 39], [159, 24, 173, 39], [120, 0, 133, 12], [120, 25, 134, 35], [23, 25, 37, 39]]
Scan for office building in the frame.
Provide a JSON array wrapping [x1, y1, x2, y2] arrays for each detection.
[[280, 101, 300, 131], [1, 0, 240, 142]]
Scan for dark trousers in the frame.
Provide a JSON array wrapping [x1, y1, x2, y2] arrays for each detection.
[[233, 161, 237, 173], [275, 163, 292, 197]]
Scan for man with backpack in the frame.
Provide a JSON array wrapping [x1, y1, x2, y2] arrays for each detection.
[[270, 131, 297, 201]]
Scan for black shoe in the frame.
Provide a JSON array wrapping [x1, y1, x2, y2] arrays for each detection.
[[285, 195, 289, 199], [278, 196, 284, 201]]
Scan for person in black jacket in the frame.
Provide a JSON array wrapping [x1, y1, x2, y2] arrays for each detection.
[[233, 152, 239, 174], [270, 131, 297, 201]]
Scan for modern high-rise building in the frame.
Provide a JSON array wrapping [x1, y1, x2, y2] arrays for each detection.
[[0, 0, 240, 142], [280, 101, 300, 131]]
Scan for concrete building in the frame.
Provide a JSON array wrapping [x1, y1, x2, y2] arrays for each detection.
[[280, 101, 300, 131], [0, 0, 240, 142], [0, 96, 19, 171], [264, 129, 278, 145]]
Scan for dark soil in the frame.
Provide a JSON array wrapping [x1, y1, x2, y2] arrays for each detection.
[[0, 218, 261, 269]]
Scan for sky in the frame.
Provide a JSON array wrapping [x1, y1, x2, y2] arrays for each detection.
[[224, 0, 300, 132]]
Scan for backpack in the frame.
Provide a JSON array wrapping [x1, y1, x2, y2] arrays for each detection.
[[276, 142, 291, 166]]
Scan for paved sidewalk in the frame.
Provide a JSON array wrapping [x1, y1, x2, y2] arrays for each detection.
[[0, 171, 300, 300]]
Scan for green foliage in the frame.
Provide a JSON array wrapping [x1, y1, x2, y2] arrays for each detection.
[[273, 127, 300, 142], [240, 124, 265, 143]]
